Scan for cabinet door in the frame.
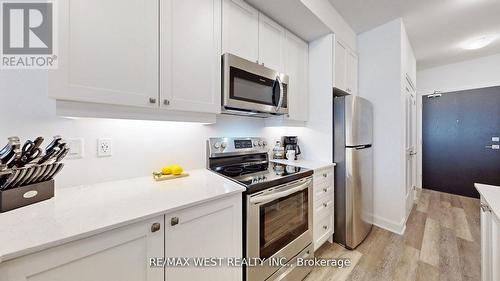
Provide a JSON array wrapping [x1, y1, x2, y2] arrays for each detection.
[[333, 39, 347, 91], [0, 216, 164, 281], [284, 31, 309, 121], [49, 0, 159, 108], [222, 0, 259, 62], [160, 0, 221, 113], [165, 195, 242, 281], [492, 214, 500, 281], [258, 14, 285, 72], [346, 51, 358, 95]]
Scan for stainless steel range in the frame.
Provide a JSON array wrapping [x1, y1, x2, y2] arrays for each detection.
[[207, 137, 314, 281]]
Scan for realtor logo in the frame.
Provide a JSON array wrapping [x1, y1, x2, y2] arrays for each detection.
[[1, 0, 57, 69]]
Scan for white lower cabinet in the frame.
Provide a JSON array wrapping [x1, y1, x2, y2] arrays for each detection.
[[165, 194, 242, 280], [0, 216, 165, 281], [0, 195, 243, 281], [480, 198, 500, 281], [312, 166, 335, 251]]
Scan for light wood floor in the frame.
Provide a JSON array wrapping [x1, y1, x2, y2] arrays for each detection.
[[304, 188, 481, 281]]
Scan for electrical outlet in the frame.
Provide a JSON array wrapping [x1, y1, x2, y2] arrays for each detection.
[[97, 138, 113, 157], [67, 138, 84, 159]]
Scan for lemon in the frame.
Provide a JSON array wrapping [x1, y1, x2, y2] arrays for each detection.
[[171, 164, 184, 175], [161, 165, 173, 175]]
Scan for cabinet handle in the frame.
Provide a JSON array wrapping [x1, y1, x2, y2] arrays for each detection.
[[149, 97, 157, 104], [151, 223, 161, 233], [171, 217, 179, 226], [163, 99, 170, 106], [323, 225, 328, 230], [480, 203, 491, 213], [323, 173, 327, 178], [256, 60, 259, 64], [323, 203, 328, 207], [323, 188, 328, 193]]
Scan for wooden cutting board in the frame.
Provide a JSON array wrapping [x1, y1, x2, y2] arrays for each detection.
[[152, 172, 189, 181]]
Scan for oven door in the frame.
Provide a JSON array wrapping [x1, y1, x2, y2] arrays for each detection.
[[247, 177, 312, 281], [223, 53, 288, 115]]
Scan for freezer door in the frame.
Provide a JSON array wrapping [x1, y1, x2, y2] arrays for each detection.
[[345, 96, 373, 146], [345, 146, 373, 249]]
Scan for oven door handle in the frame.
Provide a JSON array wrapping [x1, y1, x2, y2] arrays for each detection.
[[250, 179, 311, 205]]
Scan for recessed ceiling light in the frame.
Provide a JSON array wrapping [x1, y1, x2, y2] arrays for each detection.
[[460, 34, 498, 50]]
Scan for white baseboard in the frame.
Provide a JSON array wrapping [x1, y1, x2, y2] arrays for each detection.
[[372, 215, 406, 235]]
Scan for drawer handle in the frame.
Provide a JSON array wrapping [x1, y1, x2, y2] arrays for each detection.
[[171, 217, 179, 226], [323, 188, 328, 193], [149, 97, 157, 104], [151, 223, 161, 233], [323, 203, 328, 207], [323, 173, 327, 177], [323, 225, 328, 230]]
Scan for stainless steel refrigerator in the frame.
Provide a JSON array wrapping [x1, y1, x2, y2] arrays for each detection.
[[333, 93, 374, 249]]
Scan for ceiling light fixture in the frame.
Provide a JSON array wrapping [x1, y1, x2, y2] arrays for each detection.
[[460, 34, 498, 50]]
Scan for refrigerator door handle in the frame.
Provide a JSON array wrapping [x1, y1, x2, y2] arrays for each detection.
[[347, 145, 372, 150]]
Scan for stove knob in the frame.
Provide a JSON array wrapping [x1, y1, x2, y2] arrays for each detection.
[[258, 140, 264, 146], [214, 142, 221, 149], [253, 141, 258, 147], [262, 141, 267, 147], [221, 142, 227, 149]]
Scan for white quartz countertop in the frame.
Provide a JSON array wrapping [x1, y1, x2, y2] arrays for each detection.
[[0, 169, 245, 263], [475, 183, 500, 219], [271, 159, 336, 171]]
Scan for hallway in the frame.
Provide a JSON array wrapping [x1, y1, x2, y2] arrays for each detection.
[[305, 189, 481, 281]]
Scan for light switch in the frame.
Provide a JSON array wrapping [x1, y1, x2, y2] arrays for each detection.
[[67, 138, 84, 159], [492, 145, 500, 150], [492, 137, 499, 142]]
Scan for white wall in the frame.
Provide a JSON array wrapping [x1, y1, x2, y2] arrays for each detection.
[[415, 52, 500, 190], [417, 52, 500, 95], [358, 18, 406, 234], [300, 0, 356, 50], [0, 70, 265, 188]]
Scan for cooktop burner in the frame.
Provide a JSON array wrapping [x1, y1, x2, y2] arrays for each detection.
[[207, 137, 313, 193]]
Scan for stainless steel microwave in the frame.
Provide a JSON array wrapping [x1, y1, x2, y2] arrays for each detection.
[[222, 53, 289, 117]]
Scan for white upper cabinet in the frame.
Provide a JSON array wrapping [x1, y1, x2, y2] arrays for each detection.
[[258, 14, 285, 72], [333, 39, 347, 92], [346, 51, 358, 96], [333, 38, 358, 95], [160, 0, 222, 114], [284, 31, 309, 121], [49, 0, 159, 108], [222, 0, 259, 62]]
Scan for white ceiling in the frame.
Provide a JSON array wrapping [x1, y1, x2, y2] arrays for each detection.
[[329, 0, 500, 70]]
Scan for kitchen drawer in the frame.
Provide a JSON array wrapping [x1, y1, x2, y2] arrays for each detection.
[[314, 195, 334, 220], [314, 181, 333, 202], [313, 167, 334, 186], [314, 214, 333, 250]]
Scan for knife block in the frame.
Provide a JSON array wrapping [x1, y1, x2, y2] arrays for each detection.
[[0, 179, 54, 213]]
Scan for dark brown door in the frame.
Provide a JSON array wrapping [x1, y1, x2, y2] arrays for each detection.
[[422, 86, 500, 198]]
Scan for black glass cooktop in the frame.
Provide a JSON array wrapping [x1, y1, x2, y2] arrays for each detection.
[[211, 161, 312, 193]]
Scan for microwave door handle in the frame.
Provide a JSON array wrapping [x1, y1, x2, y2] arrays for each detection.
[[275, 76, 284, 112], [250, 179, 311, 205]]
